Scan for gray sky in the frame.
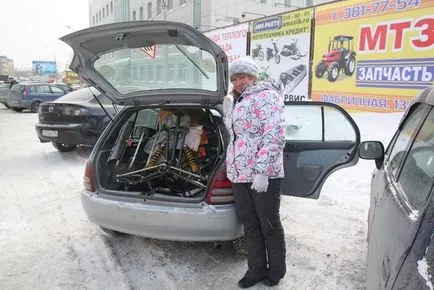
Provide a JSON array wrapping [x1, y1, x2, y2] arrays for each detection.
[[0, 0, 89, 71]]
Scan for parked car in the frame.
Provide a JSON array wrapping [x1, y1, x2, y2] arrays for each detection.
[[0, 82, 11, 108], [35, 87, 117, 152], [359, 86, 433, 290], [52, 83, 74, 93], [61, 22, 361, 253], [6, 82, 66, 112]]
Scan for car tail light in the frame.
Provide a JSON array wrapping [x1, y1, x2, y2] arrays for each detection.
[[206, 169, 234, 204], [23, 87, 28, 99], [84, 159, 96, 192]]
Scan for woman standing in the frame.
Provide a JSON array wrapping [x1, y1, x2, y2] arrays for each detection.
[[223, 57, 286, 288]]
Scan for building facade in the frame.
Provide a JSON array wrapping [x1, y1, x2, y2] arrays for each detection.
[[89, 0, 338, 30]]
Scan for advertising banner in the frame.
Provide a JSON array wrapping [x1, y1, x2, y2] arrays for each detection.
[[204, 23, 249, 64], [312, 0, 434, 112], [249, 8, 313, 102], [32, 61, 57, 75]]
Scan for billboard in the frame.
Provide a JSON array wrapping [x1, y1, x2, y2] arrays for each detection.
[[311, 0, 434, 112], [32, 61, 57, 75], [204, 23, 249, 64], [249, 8, 313, 102]]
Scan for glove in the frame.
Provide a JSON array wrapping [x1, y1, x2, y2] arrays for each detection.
[[251, 174, 269, 193], [223, 94, 234, 130], [223, 94, 233, 116]]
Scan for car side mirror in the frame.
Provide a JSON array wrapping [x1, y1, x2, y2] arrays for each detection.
[[358, 141, 385, 169]]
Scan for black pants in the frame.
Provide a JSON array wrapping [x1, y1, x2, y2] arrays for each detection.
[[232, 179, 286, 281]]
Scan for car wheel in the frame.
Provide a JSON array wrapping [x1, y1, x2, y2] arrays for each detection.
[[232, 236, 248, 255], [4, 103, 10, 109], [52, 142, 77, 152], [12, 108, 24, 112], [31, 101, 41, 113]]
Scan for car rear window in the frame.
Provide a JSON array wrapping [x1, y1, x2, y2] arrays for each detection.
[[10, 85, 24, 93]]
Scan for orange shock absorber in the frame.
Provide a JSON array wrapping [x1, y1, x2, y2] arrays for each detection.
[[147, 146, 164, 169], [183, 147, 198, 173]]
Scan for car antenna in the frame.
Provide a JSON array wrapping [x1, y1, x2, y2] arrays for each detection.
[[87, 86, 113, 121]]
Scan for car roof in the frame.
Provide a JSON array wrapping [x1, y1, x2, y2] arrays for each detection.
[[415, 86, 434, 106], [399, 86, 434, 127]]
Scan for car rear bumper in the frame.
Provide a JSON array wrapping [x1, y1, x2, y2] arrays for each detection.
[[6, 98, 31, 109], [81, 190, 244, 241], [35, 122, 98, 145]]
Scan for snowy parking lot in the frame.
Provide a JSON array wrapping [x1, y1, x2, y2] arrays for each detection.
[[0, 104, 403, 290]]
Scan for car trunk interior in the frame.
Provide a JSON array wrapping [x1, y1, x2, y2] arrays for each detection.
[[96, 105, 225, 201]]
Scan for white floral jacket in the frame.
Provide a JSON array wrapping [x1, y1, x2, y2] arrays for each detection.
[[224, 82, 285, 183]]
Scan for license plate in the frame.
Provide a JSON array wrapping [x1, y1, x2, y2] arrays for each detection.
[[42, 130, 58, 137]]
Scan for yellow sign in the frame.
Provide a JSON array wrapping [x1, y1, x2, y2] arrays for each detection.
[[311, 0, 434, 112]]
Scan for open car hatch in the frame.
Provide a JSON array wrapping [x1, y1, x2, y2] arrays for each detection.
[[60, 21, 229, 106]]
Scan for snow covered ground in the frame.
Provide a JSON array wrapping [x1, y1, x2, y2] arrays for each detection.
[[0, 104, 403, 290]]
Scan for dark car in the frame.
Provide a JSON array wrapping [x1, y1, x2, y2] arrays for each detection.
[[61, 21, 362, 253], [6, 82, 66, 112], [359, 86, 433, 289], [35, 87, 117, 152]]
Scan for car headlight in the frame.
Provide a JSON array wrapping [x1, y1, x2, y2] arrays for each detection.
[[63, 106, 87, 116]]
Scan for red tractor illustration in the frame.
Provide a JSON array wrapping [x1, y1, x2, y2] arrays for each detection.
[[315, 35, 356, 82]]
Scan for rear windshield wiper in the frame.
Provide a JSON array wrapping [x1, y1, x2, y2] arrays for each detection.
[[175, 45, 209, 80]]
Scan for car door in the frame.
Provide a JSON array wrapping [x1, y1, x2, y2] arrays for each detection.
[[367, 103, 434, 290], [281, 101, 360, 199], [34, 84, 53, 103]]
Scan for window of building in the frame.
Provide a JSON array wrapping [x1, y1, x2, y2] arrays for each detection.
[[93, 16, 95, 25], [168, 64, 174, 81], [260, 0, 267, 3], [148, 66, 154, 81], [167, 0, 173, 10], [157, 0, 162, 15], [133, 11, 136, 21], [106, 4, 109, 14], [99, 11, 102, 21], [147, 2, 152, 19], [178, 64, 186, 81], [397, 109, 434, 210], [387, 104, 430, 178], [103, 7, 105, 18], [111, 1, 113, 13], [140, 7, 144, 20], [156, 65, 163, 81], [180, 0, 186, 5]]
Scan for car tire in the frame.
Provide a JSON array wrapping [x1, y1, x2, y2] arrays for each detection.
[[52, 142, 77, 152], [31, 101, 41, 113], [4, 103, 10, 109], [232, 236, 248, 255], [12, 108, 24, 112]]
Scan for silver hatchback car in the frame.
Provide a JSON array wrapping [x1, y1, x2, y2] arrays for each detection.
[[62, 21, 361, 253]]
